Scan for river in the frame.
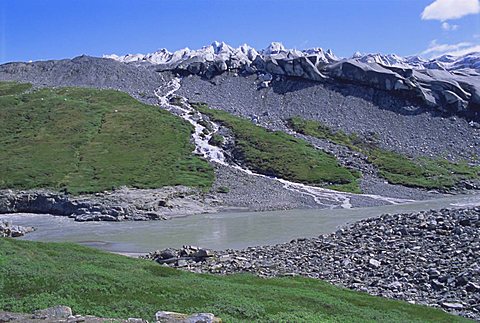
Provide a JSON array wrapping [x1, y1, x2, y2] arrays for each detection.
[[1, 193, 479, 255]]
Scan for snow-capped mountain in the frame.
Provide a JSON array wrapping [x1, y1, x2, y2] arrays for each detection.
[[104, 42, 480, 118], [352, 51, 480, 71], [105, 41, 480, 72], [104, 41, 341, 69]]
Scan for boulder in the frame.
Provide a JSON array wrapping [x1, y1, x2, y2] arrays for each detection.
[[258, 73, 273, 82], [368, 258, 381, 268], [33, 305, 72, 319], [155, 311, 221, 323], [441, 302, 464, 310]]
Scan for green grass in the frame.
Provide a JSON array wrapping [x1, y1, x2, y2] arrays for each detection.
[[194, 103, 360, 193], [209, 133, 225, 147], [217, 186, 230, 193], [0, 81, 32, 96], [287, 116, 480, 190], [0, 239, 470, 322], [0, 82, 213, 194], [287, 117, 364, 151]]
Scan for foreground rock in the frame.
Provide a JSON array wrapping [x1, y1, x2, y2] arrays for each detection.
[[155, 311, 220, 323], [0, 220, 34, 237], [145, 207, 480, 321], [0, 187, 221, 221], [0, 306, 220, 323]]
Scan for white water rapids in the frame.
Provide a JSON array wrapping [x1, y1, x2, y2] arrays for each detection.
[[154, 78, 412, 209]]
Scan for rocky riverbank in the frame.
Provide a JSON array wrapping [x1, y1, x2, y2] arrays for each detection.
[[0, 221, 34, 237], [0, 187, 221, 221], [145, 207, 480, 321], [0, 305, 220, 322]]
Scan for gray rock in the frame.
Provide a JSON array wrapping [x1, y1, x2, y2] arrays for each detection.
[[258, 73, 272, 82], [33, 305, 72, 319], [466, 282, 480, 292], [155, 311, 220, 323], [0, 221, 35, 237], [369, 258, 381, 268], [441, 302, 464, 310]]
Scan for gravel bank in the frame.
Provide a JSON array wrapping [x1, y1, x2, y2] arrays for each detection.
[[211, 164, 317, 210], [0, 187, 221, 221], [146, 207, 480, 321]]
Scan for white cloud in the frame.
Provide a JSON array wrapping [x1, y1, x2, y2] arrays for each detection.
[[421, 0, 480, 21], [421, 39, 480, 57], [445, 44, 480, 56], [441, 22, 459, 30]]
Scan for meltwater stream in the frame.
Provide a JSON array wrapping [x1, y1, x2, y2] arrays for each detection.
[[154, 78, 411, 209], [2, 193, 479, 255]]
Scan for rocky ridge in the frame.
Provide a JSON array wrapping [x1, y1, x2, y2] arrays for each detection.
[[145, 207, 480, 321], [0, 187, 220, 221], [106, 42, 480, 119]]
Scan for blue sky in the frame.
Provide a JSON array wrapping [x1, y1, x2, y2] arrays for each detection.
[[1, 0, 479, 63]]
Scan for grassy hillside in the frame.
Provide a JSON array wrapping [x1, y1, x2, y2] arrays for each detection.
[[0, 238, 470, 322], [287, 116, 480, 190], [194, 103, 360, 193], [0, 81, 213, 194]]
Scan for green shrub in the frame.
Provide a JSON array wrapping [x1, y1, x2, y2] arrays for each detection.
[[217, 186, 230, 193], [288, 116, 480, 189], [193, 103, 360, 193]]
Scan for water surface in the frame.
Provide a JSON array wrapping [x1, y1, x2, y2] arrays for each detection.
[[1, 193, 479, 255]]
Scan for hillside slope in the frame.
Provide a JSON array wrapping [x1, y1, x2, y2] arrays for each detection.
[[0, 81, 213, 194], [1, 51, 479, 209]]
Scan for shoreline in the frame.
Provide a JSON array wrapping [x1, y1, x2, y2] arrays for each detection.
[[1, 185, 473, 223], [1, 192, 475, 251], [143, 206, 480, 321], [2, 197, 480, 320]]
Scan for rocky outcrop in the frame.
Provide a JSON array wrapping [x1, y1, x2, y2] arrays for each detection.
[[155, 311, 220, 323], [143, 246, 214, 267], [0, 187, 221, 221], [0, 221, 34, 237], [105, 42, 480, 120], [146, 207, 480, 321]]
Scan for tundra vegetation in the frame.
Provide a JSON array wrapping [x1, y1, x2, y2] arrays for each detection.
[[0, 81, 213, 194], [194, 103, 361, 193], [287, 116, 480, 190]]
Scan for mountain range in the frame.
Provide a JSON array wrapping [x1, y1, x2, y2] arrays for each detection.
[[105, 41, 480, 71], [104, 42, 480, 119]]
